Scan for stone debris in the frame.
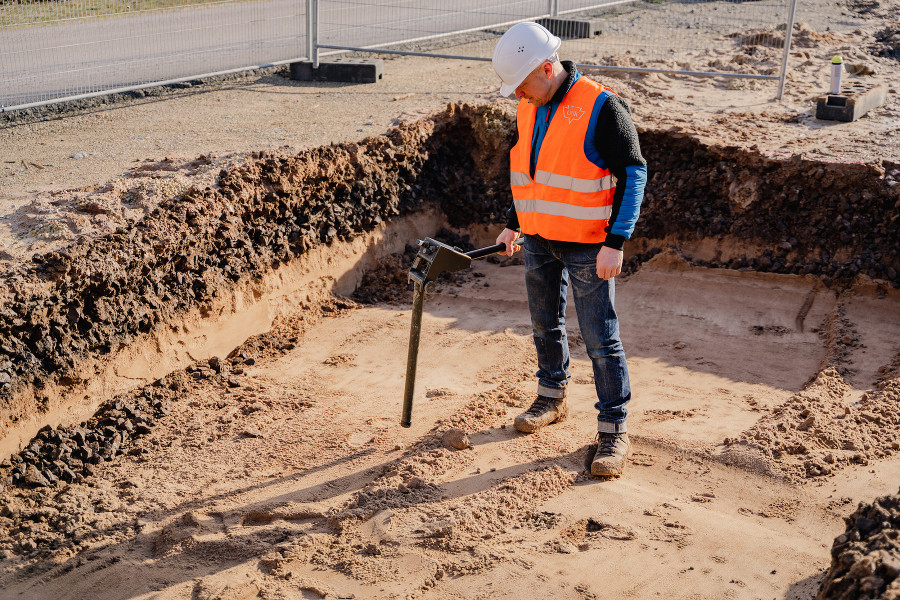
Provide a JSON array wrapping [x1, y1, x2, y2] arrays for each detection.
[[818, 487, 900, 599], [442, 428, 471, 450], [4, 383, 176, 489]]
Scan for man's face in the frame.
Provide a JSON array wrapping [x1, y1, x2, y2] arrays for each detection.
[[515, 62, 554, 106]]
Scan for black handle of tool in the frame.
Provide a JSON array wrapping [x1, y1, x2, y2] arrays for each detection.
[[465, 238, 523, 260]]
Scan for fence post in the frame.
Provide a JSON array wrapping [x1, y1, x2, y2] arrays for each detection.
[[549, 0, 559, 17], [306, 0, 319, 68], [777, 0, 798, 100]]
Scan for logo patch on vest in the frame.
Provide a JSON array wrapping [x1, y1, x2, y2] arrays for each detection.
[[561, 104, 585, 123]]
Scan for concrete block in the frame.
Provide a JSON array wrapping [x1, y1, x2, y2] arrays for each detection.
[[537, 17, 602, 39], [815, 82, 887, 122], [289, 59, 383, 84]]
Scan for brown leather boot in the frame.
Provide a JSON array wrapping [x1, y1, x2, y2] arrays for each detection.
[[590, 432, 630, 477], [514, 395, 568, 433]]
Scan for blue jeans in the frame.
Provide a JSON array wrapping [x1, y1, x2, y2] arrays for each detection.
[[523, 234, 630, 433]]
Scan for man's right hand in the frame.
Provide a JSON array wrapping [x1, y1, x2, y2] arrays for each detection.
[[496, 228, 522, 257]]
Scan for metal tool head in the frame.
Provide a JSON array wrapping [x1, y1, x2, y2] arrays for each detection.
[[409, 238, 472, 284]]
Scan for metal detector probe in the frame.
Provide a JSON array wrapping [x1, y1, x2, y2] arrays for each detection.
[[401, 237, 521, 427]]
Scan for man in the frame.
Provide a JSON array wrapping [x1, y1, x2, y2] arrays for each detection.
[[491, 22, 647, 477]]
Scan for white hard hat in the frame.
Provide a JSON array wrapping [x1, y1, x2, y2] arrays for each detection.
[[492, 22, 561, 97]]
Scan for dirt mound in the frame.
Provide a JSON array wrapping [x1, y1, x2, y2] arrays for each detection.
[[817, 487, 900, 599], [722, 366, 900, 481], [731, 22, 848, 49]]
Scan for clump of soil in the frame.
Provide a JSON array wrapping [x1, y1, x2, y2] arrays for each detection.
[[871, 26, 900, 60], [351, 247, 418, 305], [3, 378, 178, 489], [817, 487, 900, 599], [0, 375, 186, 560]]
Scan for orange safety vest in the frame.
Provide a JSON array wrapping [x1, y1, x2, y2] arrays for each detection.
[[510, 77, 617, 244]]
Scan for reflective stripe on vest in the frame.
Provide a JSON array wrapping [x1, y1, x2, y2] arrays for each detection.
[[511, 170, 617, 195], [514, 198, 612, 221], [509, 77, 617, 244]]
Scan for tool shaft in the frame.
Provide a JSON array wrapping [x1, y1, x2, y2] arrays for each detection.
[[401, 280, 426, 427], [465, 242, 506, 260]]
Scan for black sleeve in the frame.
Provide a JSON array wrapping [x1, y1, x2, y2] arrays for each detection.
[[505, 127, 520, 231], [594, 94, 646, 250], [505, 202, 520, 231]]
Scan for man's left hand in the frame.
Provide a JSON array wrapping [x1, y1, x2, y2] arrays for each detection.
[[596, 246, 623, 280]]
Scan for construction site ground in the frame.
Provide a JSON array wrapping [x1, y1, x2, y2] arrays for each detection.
[[1, 2, 899, 598]]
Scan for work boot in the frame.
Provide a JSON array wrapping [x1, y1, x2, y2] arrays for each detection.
[[514, 395, 568, 433], [590, 432, 630, 477]]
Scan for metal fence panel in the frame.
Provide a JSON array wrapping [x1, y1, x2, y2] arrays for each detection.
[[1, 0, 308, 109], [317, 0, 793, 81], [556, 0, 793, 77], [317, 0, 548, 50], [1, 0, 797, 110]]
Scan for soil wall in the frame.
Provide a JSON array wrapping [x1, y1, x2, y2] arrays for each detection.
[[635, 131, 900, 286]]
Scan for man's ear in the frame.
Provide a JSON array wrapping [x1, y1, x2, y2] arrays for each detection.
[[542, 61, 554, 78]]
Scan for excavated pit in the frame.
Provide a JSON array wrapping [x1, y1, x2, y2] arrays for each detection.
[[0, 103, 899, 592], [1, 103, 899, 467]]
